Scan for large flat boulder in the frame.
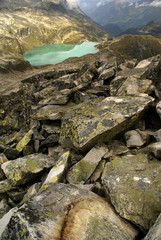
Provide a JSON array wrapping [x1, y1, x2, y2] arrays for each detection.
[[1, 154, 56, 186], [0, 183, 139, 240], [102, 154, 161, 231], [60, 95, 153, 151]]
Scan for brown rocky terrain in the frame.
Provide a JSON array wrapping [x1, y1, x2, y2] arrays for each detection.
[[0, 0, 108, 57], [0, 41, 161, 239], [108, 34, 161, 61]]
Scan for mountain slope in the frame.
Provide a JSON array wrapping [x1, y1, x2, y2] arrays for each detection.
[[121, 21, 161, 38], [108, 34, 161, 60], [87, 0, 161, 32], [0, 0, 108, 57]]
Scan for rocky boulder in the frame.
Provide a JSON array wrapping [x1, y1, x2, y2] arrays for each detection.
[[0, 183, 139, 240], [60, 95, 153, 152], [67, 144, 107, 184], [1, 154, 56, 187], [102, 154, 161, 231]]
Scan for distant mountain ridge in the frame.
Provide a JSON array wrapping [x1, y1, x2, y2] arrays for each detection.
[[121, 21, 161, 37], [84, 0, 161, 33], [0, 0, 108, 57]]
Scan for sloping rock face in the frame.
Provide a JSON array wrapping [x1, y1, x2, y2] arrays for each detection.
[[0, 52, 32, 73], [0, 51, 161, 238], [0, 0, 108, 56], [102, 154, 161, 231], [60, 95, 153, 151], [0, 184, 139, 240]]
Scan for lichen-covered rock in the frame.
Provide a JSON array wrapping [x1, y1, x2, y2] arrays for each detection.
[[41, 151, 70, 189], [60, 95, 153, 151], [1, 154, 56, 186], [32, 104, 73, 121], [102, 154, 161, 231], [110, 76, 153, 96], [117, 54, 161, 81], [67, 145, 107, 184], [144, 214, 161, 240], [16, 129, 33, 152], [0, 183, 139, 240], [0, 179, 17, 194], [38, 89, 71, 105]]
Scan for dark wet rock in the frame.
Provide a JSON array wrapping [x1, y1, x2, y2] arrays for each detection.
[[0, 183, 139, 240], [102, 154, 161, 231], [67, 145, 107, 184], [1, 154, 56, 186], [144, 214, 161, 240], [60, 95, 153, 152]]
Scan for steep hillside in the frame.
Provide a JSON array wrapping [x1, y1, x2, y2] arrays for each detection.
[[103, 23, 123, 37], [108, 35, 161, 60], [0, 0, 108, 57], [121, 21, 161, 38]]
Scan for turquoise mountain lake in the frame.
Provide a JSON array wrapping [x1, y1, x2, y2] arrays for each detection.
[[23, 42, 99, 66]]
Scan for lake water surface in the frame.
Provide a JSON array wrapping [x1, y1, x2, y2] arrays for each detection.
[[23, 42, 99, 66]]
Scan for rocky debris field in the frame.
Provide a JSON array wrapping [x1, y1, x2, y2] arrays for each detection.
[[0, 52, 161, 239]]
